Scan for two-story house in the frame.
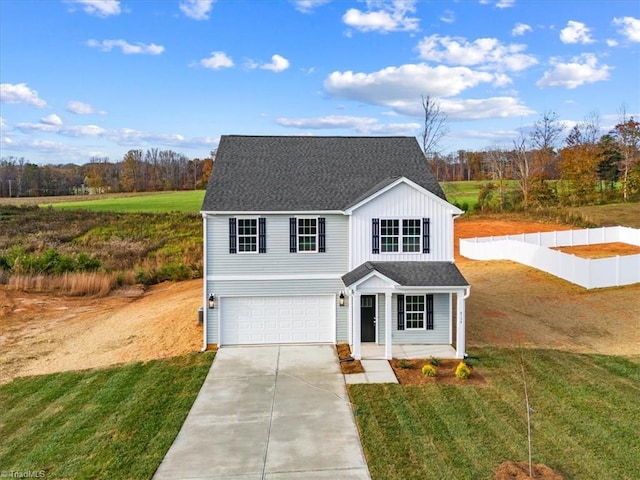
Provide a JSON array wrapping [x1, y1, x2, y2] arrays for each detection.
[[201, 135, 470, 359]]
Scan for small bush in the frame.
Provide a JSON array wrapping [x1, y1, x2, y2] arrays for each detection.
[[422, 364, 437, 377], [398, 359, 412, 369], [429, 356, 441, 366], [455, 361, 472, 380]]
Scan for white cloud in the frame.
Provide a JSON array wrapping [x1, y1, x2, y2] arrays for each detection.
[[276, 115, 420, 135], [200, 51, 234, 69], [87, 39, 164, 55], [606, 38, 619, 47], [66, 0, 121, 17], [537, 54, 612, 89], [416, 34, 537, 71], [291, 0, 331, 13], [16, 121, 107, 137], [512, 23, 532, 36], [440, 10, 455, 24], [67, 100, 105, 115], [496, 0, 515, 8], [261, 54, 290, 72], [613, 16, 640, 42], [41, 114, 63, 126], [324, 63, 498, 105], [560, 20, 594, 44], [391, 96, 534, 120], [179, 0, 216, 20], [0, 83, 47, 107], [343, 0, 419, 33]]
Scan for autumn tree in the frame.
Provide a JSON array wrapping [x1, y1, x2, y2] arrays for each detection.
[[611, 108, 640, 201]]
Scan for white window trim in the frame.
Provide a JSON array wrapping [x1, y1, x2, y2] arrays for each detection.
[[296, 216, 319, 254], [236, 217, 259, 254], [380, 217, 422, 254], [405, 294, 426, 330]]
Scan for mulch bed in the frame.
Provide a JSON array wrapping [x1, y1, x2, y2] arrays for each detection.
[[494, 461, 564, 480], [390, 358, 487, 386], [336, 343, 365, 374]]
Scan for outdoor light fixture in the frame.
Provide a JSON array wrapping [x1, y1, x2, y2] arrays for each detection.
[[339, 292, 345, 307], [208, 293, 216, 309]]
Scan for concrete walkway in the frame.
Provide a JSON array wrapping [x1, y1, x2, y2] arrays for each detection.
[[153, 345, 371, 480]]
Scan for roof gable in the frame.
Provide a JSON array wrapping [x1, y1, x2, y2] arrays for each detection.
[[202, 135, 447, 212], [342, 261, 469, 288]]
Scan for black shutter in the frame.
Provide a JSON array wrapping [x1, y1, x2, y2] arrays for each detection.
[[426, 294, 434, 330], [422, 218, 430, 254], [289, 217, 297, 253], [258, 217, 266, 253], [229, 217, 237, 254], [397, 294, 405, 331], [372, 218, 380, 254], [318, 217, 326, 253]]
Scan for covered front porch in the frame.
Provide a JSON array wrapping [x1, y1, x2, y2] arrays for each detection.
[[341, 261, 470, 361]]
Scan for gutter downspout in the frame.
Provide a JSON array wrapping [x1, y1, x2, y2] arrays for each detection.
[[201, 212, 208, 352]]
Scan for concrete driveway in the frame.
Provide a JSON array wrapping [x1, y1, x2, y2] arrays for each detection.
[[153, 344, 371, 479]]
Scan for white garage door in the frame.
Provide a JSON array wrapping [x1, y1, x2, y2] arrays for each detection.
[[220, 295, 334, 345]]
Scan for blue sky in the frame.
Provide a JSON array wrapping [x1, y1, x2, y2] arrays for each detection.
[[1, 0, 639, 165]]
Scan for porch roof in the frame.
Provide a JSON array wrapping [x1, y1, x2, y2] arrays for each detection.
[[342, 261, 469, 288]]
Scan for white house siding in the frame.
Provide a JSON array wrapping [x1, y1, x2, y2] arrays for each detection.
[[373, 292, 450, 345], [349, 182, 457, 269]]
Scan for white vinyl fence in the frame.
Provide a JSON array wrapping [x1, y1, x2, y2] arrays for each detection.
[[460, 226, 640, 289]]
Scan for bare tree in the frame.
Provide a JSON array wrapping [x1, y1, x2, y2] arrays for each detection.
[[421, 95, 449, 181], [485, 147, 509, 210], [613, 105, 640, 201]]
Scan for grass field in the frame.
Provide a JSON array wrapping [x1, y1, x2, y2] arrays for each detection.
[[44, 190, 206, 213], [0, 352, 214, 479], [349, 348, 640, 480]]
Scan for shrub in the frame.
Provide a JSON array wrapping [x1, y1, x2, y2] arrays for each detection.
[[422, 364, 437, 377], [429, 356, 441, 366], [398, 359, 412, 369], [455, 361, 472, 380]]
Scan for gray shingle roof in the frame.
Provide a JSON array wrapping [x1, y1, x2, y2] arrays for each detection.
[[342, 261, 469, 288], [202, 135, 446, 212]]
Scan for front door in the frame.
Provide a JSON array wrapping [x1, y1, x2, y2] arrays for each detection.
[[360, 295, 376, 342]]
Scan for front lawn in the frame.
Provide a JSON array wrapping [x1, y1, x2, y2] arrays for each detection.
[[0, 352, 215, 479], [349, 348, 640, 480]]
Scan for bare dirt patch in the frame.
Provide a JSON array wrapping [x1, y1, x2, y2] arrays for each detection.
[[0, 280, 202, 384], [337, 342, 364, 374], [552, 242, 640, 258], [390, 358, 486, 386], [494, 461, 564, 480]]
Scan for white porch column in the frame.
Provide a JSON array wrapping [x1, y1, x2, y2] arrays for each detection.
[[384, 291, 392, 360], [456, 288, 468, 359], [353, 292, 362, 360]]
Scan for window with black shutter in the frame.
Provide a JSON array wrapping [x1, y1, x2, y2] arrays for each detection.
[[372, 218, 380, 254], [318, 217, 326, 252], [289, 217, 297, 253], [229, 217, 237, 254], [422, 218, 430, 254], [397, 294, 405, 330], [258, 217, 266, 253]]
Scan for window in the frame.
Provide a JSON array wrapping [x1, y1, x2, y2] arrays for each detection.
[[290, 217, 326, 253], [298, 218, 317, 252], [375, 218, 425, 253], [405, 295, 425, 329], [237, 218, 257, 252], [397, 294, 434, 331], [380, 219, 399, 252]]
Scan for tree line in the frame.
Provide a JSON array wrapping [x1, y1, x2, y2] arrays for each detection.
[[424, 107, 639, 210], [0, 148, 214, 197]]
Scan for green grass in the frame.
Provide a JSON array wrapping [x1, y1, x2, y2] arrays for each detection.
[[0, 352, 215, 479], [349, 348, 640, 480], [43, 190, 206, 213]]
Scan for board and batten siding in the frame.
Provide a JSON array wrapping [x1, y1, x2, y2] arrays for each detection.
[[349, 182, 457, 269], [376, 293, 451, 345]]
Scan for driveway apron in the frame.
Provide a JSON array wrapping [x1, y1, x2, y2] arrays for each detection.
[[153, 345, 371, 479]]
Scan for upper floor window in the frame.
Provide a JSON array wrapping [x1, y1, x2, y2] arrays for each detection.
[[229, 217, 266, 254], [373, 218, 430, 254], [290, 217, 326, 253]]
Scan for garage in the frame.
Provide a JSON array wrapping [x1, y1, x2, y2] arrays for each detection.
[[220, 295, 334, 345]]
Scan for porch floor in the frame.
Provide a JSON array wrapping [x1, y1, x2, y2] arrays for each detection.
[[360, 344, 457, 360]]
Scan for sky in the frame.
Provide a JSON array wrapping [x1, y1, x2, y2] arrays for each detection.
[[1, 0, 639, 165]]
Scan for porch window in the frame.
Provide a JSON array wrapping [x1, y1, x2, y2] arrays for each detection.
[[404, 294, 434, 330]]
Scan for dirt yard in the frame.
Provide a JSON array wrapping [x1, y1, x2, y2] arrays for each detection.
[[1, 217, 638, 384]]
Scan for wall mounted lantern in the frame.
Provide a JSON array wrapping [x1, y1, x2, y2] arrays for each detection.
[[339, 292, 345, 307], [208, 293, 216, 309]]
